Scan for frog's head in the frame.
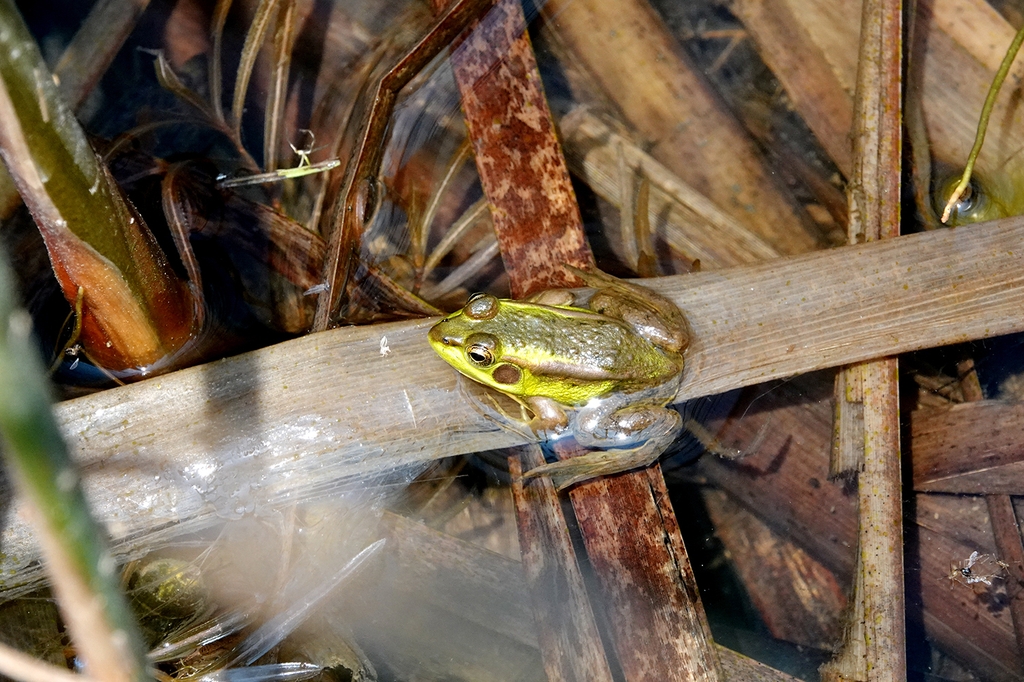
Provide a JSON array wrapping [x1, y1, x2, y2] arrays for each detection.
[[428, 293, 529, 394]]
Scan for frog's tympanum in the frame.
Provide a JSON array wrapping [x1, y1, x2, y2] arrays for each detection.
[[428, 267, 689, 489]]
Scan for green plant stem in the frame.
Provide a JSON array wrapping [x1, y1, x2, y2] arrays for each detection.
[[941, 22, 1024, 223], [0, 250, 151, 679]]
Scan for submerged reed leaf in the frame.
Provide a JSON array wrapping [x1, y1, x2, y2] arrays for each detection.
[[232, 0, 282, 138], [264, 0, 298, 172], [209, 0, 233, 123]]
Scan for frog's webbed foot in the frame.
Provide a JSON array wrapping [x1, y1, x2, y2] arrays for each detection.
[[520, 403, 679, 489], [522, 438, 668, 490]]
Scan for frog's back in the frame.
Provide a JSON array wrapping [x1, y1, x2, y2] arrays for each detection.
[[496, 303, 682, 391]]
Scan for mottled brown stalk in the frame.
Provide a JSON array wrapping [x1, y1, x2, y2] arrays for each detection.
[[433, 1, 721, 677]]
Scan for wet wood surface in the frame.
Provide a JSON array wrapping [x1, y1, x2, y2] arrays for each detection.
[[703, 488, 846, 649], [912, 401, 1024, 494], [570, 468, 722, 680]]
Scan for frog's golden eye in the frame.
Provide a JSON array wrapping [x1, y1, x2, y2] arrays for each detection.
[[467, 345, 493, 366], [465, 333, 497, 366], [465, 293, 498, 320]]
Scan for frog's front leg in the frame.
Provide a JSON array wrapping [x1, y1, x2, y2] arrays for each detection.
[[523, 398, 682, 490], [522, 395, 570, 436]]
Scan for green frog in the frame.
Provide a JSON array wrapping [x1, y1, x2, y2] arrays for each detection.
[[427, 266, 689, 489]]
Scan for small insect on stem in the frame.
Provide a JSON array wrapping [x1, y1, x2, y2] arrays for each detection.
[[947, 550, 1009, 589], [217, 130, 340, 188]]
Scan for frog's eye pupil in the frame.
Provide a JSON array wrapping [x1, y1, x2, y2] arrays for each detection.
[[467, 345, 493, 366]]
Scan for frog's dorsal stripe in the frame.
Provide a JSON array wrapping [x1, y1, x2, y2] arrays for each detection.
[[501, 299, 611, 323]]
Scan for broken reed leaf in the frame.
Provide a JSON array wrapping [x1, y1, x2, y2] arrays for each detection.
[[0, 3, 197, 372], [941, 21, 1024, 223], [633, 176, 659, 277], [264, 0, 298, 172], [541, 0, 817, 256], [559, 108, 780, 269], [216, 159, 341, 188], [232, 0, 282, 138], [616, 140, 638, 270]]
